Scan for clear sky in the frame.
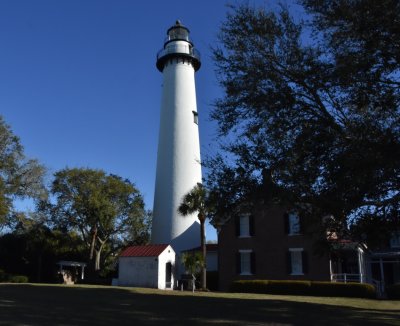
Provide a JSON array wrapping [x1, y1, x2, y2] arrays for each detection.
[[0, 0, 291, 241]]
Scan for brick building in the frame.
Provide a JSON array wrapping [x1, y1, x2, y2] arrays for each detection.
[[217, 203, 368, 291]]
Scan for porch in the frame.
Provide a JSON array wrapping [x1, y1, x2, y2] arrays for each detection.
[[369, 251, 400, 293], [329, 247, 400, 297], [329, 242, 368, 284]]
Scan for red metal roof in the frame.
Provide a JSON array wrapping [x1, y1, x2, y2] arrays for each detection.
[[120, 244, 170, 257]]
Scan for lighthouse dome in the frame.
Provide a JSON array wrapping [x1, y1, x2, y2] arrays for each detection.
[[156, 20, 201, 72], [166, 20, 190, 42]]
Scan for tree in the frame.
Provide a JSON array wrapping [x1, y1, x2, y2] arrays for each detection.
[[209, 2, 400, 247], [47, 168, 148, 272], [178, 183, 213, 290], [181, 251, 204, 292], [0, 116, 46, 229], [0, 213, 87, 283]]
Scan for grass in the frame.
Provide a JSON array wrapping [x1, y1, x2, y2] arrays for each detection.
[[0, 283, 399, 325]]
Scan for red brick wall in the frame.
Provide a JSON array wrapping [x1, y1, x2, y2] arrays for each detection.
[[218, 205, 331, 291]]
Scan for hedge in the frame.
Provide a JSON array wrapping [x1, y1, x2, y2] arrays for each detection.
[[387, 283, 400, 300], [231, 279, 269, 293], [0, 269, 29, 283], [267, 280, 311, 296], [230, 280, 376, 299], [8, 275, 29, 283], [310, 281, 375, 298]]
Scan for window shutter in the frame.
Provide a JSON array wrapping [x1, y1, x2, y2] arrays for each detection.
[[284, 213, 289, 234], [236, 252, 241, 274], [249, 214, 255, 236], [299, 213, 305, 234], [235, 216, 240, 237], [302, 251, 308, 274], [250, 251, 256, 274], [286, 251, 292, 274]]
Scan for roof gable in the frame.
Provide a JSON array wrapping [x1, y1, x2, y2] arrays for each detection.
[[120, 244, 171, 257]]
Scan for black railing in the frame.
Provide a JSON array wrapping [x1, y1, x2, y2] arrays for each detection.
[[157, 46, 200, 62]]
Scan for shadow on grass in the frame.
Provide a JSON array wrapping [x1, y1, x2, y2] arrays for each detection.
[[0, 284, 399, 326]]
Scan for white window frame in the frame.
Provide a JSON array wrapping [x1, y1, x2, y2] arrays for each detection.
[[239, 249, 253, 275], [289, 248, 304, 276], [288, 212, 301, 236], [239, 214, 250, 238]]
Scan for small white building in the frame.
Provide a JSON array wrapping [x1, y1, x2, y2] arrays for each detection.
[[118, 244, 175, 290]]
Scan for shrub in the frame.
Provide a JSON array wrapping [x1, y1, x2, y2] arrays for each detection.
[[311, 282, 375, 299], [387, 283, 400, 300], [0, 270, 29, 283], [8, 275, 29, 283], [230, 280, 269, 293], [267, 280, 311, 295], [230, 280, 376, 298]]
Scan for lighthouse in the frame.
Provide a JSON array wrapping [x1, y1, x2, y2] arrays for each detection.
[[151, 21, 202, 255]]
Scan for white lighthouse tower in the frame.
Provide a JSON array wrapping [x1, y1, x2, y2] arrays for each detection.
[[151, 21, 202, 254]]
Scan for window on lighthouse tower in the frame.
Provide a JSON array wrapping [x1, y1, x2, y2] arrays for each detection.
[[193, 111, 199, 125]]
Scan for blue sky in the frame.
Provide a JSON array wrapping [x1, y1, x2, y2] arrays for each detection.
[[0, 0, 291, 240]]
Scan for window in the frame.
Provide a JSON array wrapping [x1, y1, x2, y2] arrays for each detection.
[[236, 214, 254, 237], [192, 111, 198, 124], [285, 212, 301, 235], [240, 215, 250, 237], [390, 232, 400, 248], [237, 250, 255, 275], [288, 248, 307, 275]]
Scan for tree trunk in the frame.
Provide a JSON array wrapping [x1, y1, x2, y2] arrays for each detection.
[[36, 252, 42, 283], [94, 238, 106, 271], [89, 225, 97, 260], [199, 213, 207, 290], [95, 249, 101, 271]]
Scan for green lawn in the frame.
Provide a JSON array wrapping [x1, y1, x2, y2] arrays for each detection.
[[0, 284, 399, 325]]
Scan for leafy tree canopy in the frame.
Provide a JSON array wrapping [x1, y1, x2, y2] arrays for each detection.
[[45, 168, 149, 271], [208, 1, 400, 248], [181, 251, 204, 275], [0, 116, 46, 229]]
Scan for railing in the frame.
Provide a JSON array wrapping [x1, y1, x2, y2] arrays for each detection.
[[157, 44, 201, 62], [330, 273, 363, 283], [164, 35, 190, 43]]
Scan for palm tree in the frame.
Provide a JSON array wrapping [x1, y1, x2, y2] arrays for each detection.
[[178, 183, 209, 290], [181, 251, 204, 292]]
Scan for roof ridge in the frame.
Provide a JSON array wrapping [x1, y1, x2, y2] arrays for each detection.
[[120, 244, 172, 257]]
